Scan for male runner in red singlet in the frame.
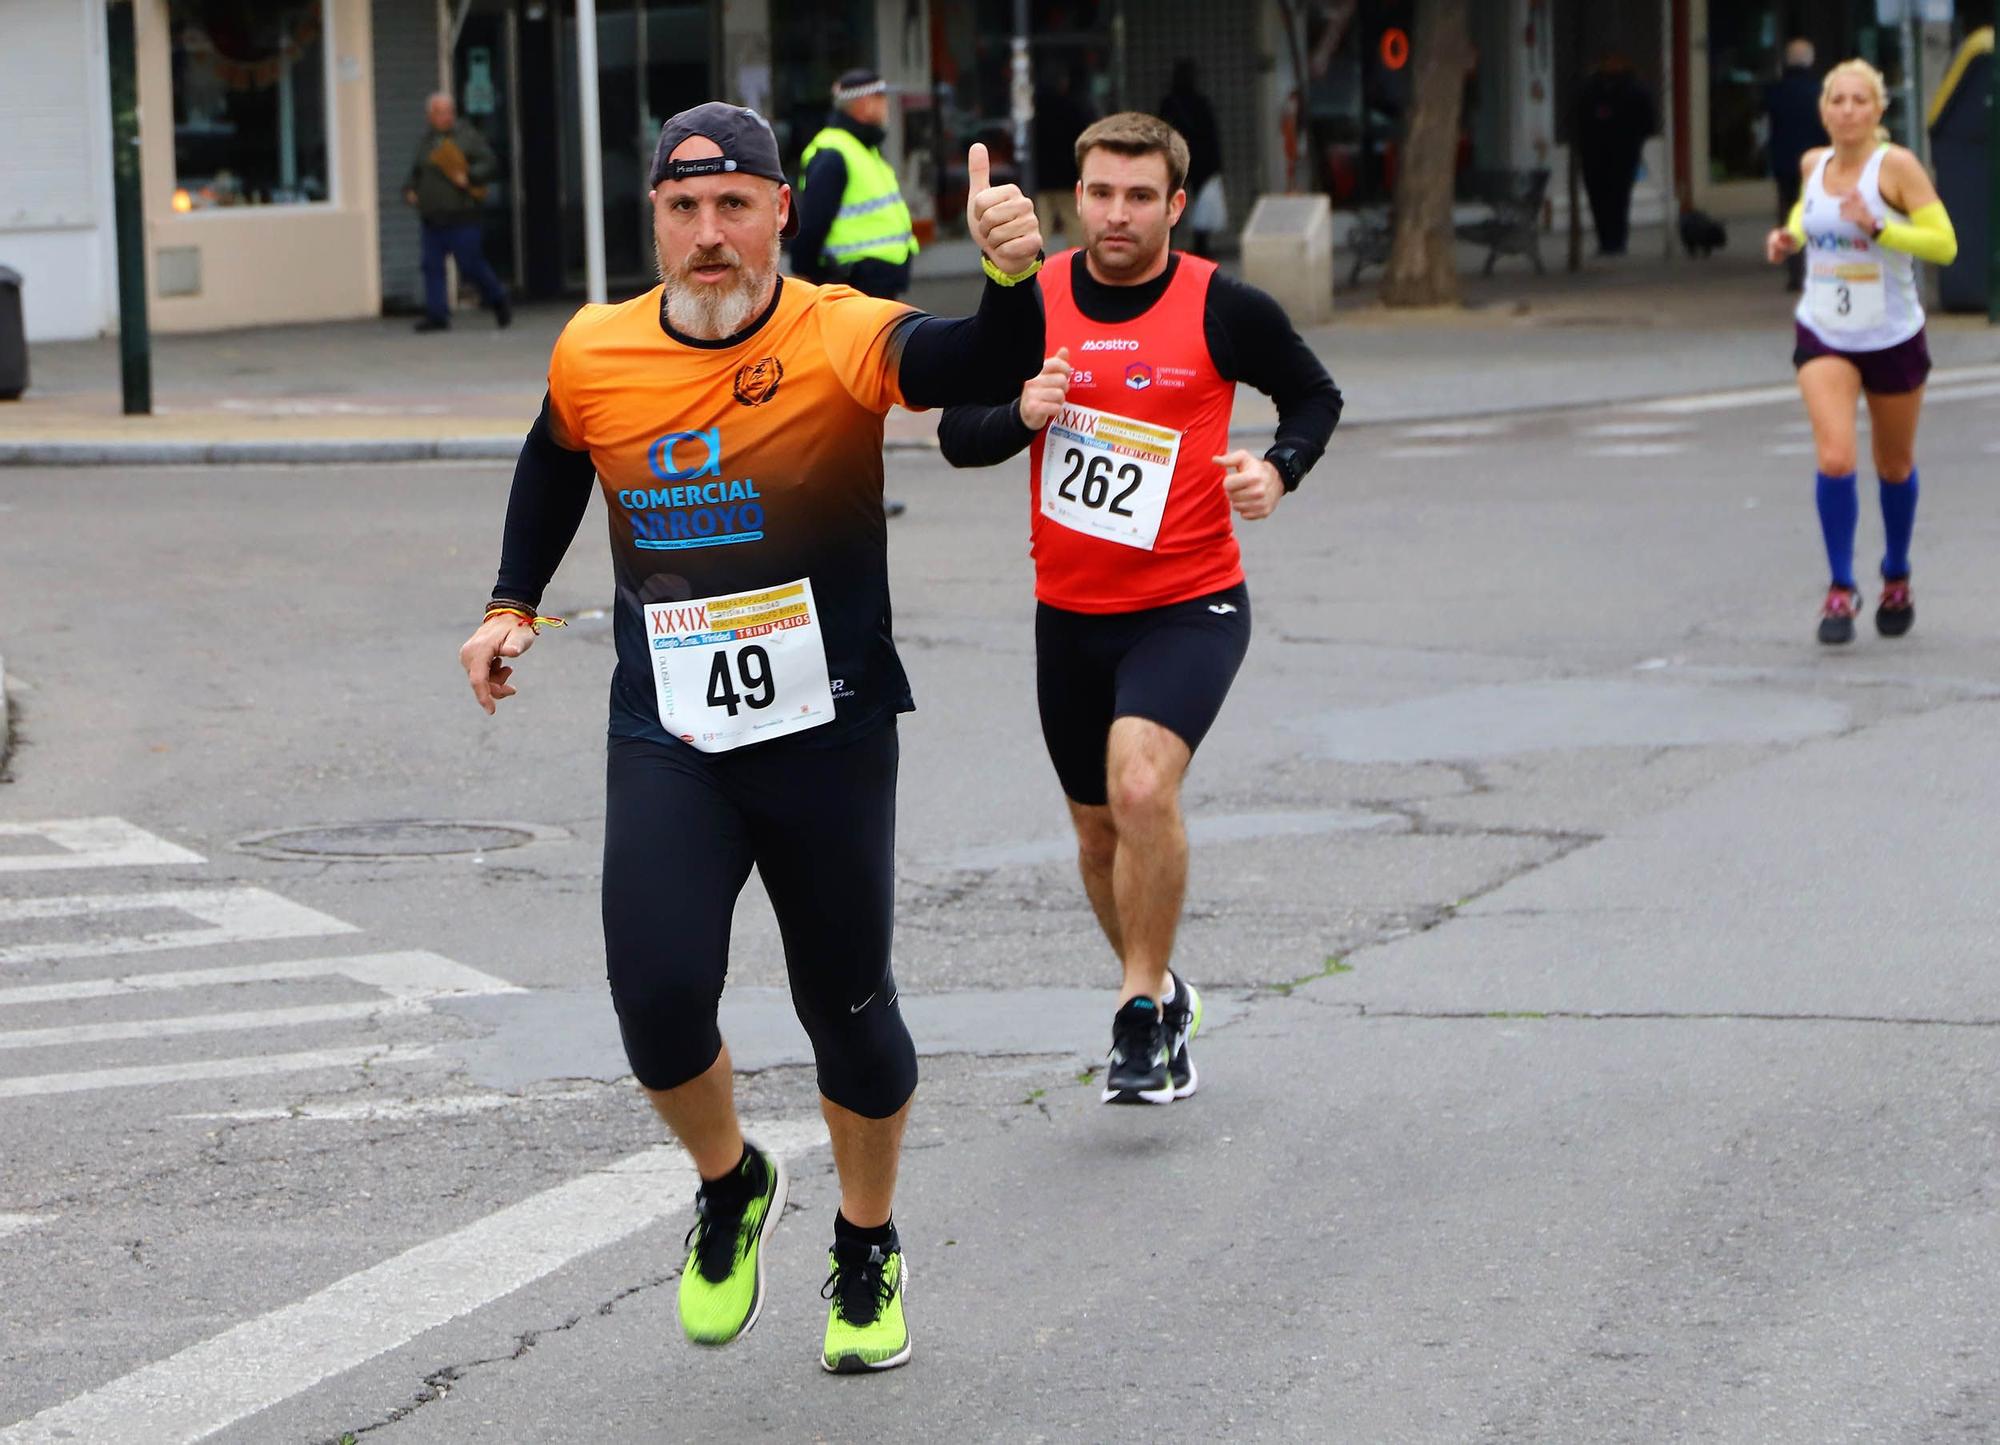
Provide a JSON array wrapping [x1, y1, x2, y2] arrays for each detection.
[[939, 112, 1341, 1103]]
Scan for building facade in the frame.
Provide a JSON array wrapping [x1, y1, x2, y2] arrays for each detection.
[[1, 0, 1981, 342]]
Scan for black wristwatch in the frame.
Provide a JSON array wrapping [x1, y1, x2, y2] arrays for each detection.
[[1265, 446, 1306, 493]]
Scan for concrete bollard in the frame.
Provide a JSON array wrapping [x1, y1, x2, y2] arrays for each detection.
[[1239, 194, 1334, 325]]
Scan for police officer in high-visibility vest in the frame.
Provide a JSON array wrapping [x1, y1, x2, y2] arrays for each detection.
[[792, 69, 919, 301]]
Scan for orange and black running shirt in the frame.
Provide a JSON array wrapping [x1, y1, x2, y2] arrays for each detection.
[[548, 278, 916, 749]]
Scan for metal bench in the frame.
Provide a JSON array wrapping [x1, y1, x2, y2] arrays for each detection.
[[1453, 168, 1550, 276]]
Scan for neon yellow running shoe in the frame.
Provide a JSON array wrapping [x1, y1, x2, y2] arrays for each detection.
[[678, 1143, 786, 1346], [820, 1235, 911, 1373]]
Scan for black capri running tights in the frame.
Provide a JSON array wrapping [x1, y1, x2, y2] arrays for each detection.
[[601, 722, 916, 1118]]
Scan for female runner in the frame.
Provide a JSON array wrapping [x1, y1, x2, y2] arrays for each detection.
[[1766, 58, 1957, 644]]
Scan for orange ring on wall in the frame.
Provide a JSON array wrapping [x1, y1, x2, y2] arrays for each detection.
[[1380, 27, 1410, 70]]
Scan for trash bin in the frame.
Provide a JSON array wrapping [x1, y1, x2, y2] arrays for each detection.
[[1928, 28, 1992, 314], [0, 266, 26, 401]]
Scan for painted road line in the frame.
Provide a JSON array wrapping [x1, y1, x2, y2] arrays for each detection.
[[1640, 362, 2000, 415], [177, 1086, 601, 1125], [0, 1214, 49, 1240], [0, 951, 521, 1009], [1380, 444, 1475, 460], [0, 999, 425, 1053], [0, 1118, 831, 1445], [1395, 419, 1511, 439], [1579, 442, 1687, 458], [0, 1043, 436, 1100], [0, 889, 355, 968], [0, 819, 204, 874], [1574, 421, 1693, 438], [1922, 380, 2000, 404]]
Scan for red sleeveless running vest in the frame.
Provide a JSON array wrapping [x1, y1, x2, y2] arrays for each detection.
[[1028, 249, 1244, 614]]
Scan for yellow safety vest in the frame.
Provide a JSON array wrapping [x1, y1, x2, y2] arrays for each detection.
[[799, 125, 918, 269]]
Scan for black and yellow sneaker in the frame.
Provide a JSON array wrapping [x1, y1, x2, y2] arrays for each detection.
[[1162, 971, 1204, 1100], [678, 1142, 787, 1346], [1102, 996, 1173, 1104], [821, 1233, 911, 1373]]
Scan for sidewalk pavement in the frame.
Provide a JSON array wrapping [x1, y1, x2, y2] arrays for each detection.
[[4, 234, 1997, 466]]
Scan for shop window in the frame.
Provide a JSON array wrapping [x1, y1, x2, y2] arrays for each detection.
[[170, 1, 331, 210]]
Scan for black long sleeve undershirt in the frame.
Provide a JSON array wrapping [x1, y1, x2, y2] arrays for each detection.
[[892, 270, 1045, 409], [936, 252, 1342, 480], [489, 397, 596, 611]]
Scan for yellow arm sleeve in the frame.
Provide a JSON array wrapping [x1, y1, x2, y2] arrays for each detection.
[[1785, 198, 1806, 246], [1876, 202, 1958, 265]]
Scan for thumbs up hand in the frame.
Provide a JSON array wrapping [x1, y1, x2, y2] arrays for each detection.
[[966, 142, 1043, 276]]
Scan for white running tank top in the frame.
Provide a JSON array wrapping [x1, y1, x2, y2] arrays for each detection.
[[1794, 146, 1924, 352]]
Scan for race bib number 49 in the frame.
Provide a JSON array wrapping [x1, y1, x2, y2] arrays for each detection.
[[1809, 259, 1886, 333], [645, 579, 834, 753], [1040, 403, 1181, 550]]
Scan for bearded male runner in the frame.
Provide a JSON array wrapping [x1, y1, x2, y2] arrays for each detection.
[[458, 102, 1043, 1373], [938, 111, 1340, 1103]]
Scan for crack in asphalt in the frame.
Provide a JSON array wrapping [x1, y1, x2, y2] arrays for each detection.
[[332, 1270, 679, 1444]]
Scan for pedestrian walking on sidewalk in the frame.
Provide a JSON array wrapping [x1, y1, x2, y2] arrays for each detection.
[[404, 92, 511, 333], [1766, 38, 1828, 293], [1575, 55, 1655, 257], [936, 112, 1342, 1105], [459, 101, 1045, 1374], [1159, 60, 1225, 258], [1766, 59, 1957, 645]]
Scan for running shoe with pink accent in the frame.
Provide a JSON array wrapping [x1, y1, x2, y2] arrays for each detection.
[[1817, 584, 1860, 646], [1876, 576, 1914, 638]]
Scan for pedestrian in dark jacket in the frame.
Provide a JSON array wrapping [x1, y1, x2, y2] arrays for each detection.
[[1575, 54, 1656, 256], [1160, 59, 1225, 257], [403, 92, 510, 332], [1765, 38, 1828, 292]]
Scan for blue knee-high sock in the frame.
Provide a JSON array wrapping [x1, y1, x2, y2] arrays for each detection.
[[1816, 470, 1859, 589], [1879, 470, 1919, 579]]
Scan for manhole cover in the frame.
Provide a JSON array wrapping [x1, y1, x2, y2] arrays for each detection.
[[238, 820, 563, 860]]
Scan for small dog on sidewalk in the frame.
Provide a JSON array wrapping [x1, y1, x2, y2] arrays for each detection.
[[1678, 208, 1728, 258]]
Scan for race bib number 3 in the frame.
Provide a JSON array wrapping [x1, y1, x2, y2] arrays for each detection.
[[1040, 403, 1181, 550], [645, 579, 834, 753], [1809, 259, 1886, 333]]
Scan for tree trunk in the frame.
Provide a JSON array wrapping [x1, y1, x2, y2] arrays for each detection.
[[1380, 0, 1472, 307]]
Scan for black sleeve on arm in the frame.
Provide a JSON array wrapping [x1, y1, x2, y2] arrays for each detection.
[[490, 396, 598, 611], [790, 151, 846, 285], [1204, 274, 1342, 482], [894, 273, 1045, 409], [937, 399, 1039, 468]]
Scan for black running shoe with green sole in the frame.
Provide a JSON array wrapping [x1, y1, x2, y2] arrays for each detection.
[[1103, 996, 1173, 1104], [678, 1143, 787, 1346], [1163, 971, 1204, 1100], [821, 1236, 911, 1373]]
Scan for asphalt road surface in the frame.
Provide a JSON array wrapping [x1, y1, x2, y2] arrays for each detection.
[[3, 373, 1999, 1442]]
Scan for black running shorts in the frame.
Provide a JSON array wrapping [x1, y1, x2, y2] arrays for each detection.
[[601, 722, 916, 1118], [1034, 583, 1252, 807]]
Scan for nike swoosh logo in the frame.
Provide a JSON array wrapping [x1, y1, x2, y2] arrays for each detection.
[[1208, 603, 1238, 614], [849, 993, 876, 1013]]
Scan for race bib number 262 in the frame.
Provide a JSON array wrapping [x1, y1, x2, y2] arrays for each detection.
[[1040, 403, 1181, 551]]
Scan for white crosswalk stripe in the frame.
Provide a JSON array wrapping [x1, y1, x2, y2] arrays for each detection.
[[0, 819, 522, 1104], [0, 888, 356, 968], [0, 818, 204, 873]]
